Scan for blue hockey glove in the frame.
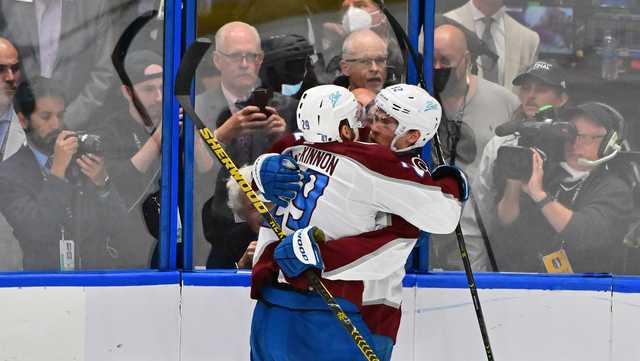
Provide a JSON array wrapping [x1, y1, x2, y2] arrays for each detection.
[[274, 226, 325, 278], [253, 153, 308, 208], [432, 165, 470, 202]]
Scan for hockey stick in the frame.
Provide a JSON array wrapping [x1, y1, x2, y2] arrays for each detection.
[[111, 9, 158, 128], [174, 37, 381, 361], [370, 1, 495, 360]]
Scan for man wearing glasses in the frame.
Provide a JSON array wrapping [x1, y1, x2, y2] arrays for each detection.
[[338, 29, 389, 93], [195, 21, 298, 267], [494, 102, 633, 273]]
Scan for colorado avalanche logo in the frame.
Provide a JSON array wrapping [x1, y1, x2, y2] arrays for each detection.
[[423, 100, 439, 112], [411, 157, 430, 177], [328, 91, 342, 108]]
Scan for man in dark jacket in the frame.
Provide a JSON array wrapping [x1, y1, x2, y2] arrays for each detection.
[[194, 21, 298, 266], [0, 77, 134, 270], [495, 102, 633, 273]]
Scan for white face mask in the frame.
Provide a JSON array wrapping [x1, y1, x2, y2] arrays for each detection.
[[560, 161, 591, 181], [281, 80, 304, 97], [342, 6, 373, 33]]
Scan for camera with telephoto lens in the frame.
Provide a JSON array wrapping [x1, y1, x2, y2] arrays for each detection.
[[495, 106, 576, 181]]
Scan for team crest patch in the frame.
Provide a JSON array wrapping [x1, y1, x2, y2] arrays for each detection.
[[411, 157, 430, 175], [328, 91, 342, 108], [423, 100, 439, 112]]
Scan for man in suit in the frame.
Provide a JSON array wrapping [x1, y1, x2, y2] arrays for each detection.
[[0, 77, 133, 271], [0, 37, 26, 270], [445, 0, 539, 91], [1, 0, 115, 129], [195, 21, 297, 267]]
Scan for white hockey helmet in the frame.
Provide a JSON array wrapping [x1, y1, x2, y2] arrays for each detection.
[[297, 85, 359, 143], [375, 84, 441, 152]]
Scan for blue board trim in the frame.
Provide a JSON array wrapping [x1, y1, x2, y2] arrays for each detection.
[[181, 271, 626, 292], [0, 271, 181, 288], [416, 272, 614, 292], [183, 270, 252, 287], [612, 276, 640, 293], [3, 271, 637, 292]]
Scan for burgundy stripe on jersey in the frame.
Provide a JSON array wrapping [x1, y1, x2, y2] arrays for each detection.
[[319, 214, 417, 273], [361, 303, 402, 343]]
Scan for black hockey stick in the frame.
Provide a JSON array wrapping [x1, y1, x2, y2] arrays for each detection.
[[175, 38, 381, 361], [371, 1, 495, 360], [111, 9, 158, 128]]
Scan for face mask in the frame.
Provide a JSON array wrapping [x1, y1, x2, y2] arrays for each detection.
[[434, 63, 466, 96], [281, 80, 303, 97], [342, 6, 372, 33], [433, 67, 452, 95]]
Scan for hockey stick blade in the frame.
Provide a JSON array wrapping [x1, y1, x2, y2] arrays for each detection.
[[174, 38, 381, 361], [111, 9, 158, 128]]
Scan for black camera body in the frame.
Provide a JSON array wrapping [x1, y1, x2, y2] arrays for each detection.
[[495, 110, 576, 181], [75, 132, 104, 155]]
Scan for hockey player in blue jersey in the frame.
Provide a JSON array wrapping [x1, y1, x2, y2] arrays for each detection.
[[250, 84, 468, 361]]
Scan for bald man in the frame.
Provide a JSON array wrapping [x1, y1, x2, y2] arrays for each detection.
[[195, 21, 298, 268], [339, 29, 388, 93], [430, 24, 519, 272], [0, 37, 23, 270]]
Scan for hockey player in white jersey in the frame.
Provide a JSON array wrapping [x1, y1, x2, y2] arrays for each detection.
[[249, 84, 467, 361]]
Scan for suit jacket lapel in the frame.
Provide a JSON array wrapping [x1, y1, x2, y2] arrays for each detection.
[[503, 16, 522, 88], [3, 111, 26, 161], [460, 2, 475, 30]]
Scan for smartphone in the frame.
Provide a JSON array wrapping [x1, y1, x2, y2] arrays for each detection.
[[248, 88, 272, 114]]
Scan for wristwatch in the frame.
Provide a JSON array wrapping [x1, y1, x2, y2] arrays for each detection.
[[535, 194, 553, 209]]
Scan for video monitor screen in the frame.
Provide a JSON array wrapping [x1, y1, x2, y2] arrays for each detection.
[[521, 6, 574, 55]]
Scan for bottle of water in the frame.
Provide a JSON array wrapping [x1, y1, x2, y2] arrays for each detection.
[[601, 30, 619, 81]]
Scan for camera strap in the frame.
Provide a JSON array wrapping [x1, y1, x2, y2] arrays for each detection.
[[443, 87, 468, 165]]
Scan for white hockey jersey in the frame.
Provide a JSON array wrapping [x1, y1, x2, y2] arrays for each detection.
[[252, 139, 462, 340]]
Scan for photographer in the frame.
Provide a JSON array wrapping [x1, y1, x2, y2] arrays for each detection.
[[472, 61, 571, 268], [0, 77, 132, 270], [494, 103, 633, 273]]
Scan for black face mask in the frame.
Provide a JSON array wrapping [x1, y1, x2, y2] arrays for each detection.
[[433, 67, 452, 95]]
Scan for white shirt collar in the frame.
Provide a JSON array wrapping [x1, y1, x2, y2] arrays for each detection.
[[469, 1, 505, 26], [560, 161, 591, 182]]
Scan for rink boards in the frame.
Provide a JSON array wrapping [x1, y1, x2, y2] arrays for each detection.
[[0, 271, 639, 361]]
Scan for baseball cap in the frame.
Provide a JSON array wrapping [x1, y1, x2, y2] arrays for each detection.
[[512, 61, 567, 90], [125, 50, 163, 85]]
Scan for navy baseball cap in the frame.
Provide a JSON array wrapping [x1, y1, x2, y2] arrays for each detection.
[[512, 61, 567, 90], [125, 50, 163, 85]]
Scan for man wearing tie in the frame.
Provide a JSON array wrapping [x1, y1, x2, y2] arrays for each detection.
[[446, 0, 540, 91], [194, 21, 298, 267]]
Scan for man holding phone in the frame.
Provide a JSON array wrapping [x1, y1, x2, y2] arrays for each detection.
[[195, 21, 298, 267]]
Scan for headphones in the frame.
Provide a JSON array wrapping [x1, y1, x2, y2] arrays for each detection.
[[595, 102, 623, 158], [576, 102, 624, 167]]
